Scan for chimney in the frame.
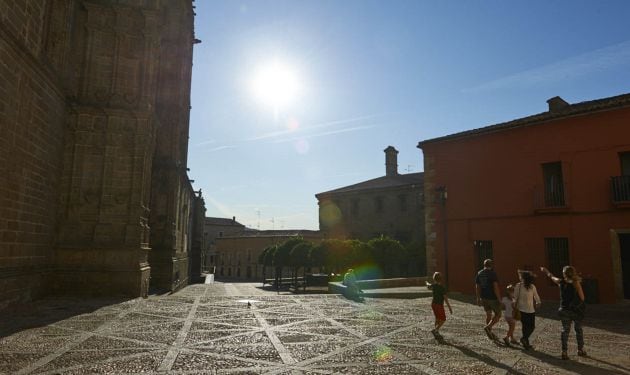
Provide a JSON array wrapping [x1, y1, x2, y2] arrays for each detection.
[[232, 216, 236, 224], [547, 96, 569, 113], [384, 146, 399, 176]]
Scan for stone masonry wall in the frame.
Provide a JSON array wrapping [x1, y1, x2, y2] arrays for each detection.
[[0, 0, 69, 308]]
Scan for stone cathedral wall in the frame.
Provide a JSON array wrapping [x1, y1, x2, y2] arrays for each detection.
[[0, 0, 200, 309]]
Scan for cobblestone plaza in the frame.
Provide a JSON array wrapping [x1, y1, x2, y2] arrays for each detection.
[[1, 283, 629, 374]]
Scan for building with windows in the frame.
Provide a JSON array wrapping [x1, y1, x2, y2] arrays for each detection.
[[202, 217, 246, 272], [315, 147, 425, 273], [418, 93, 630, 303], [213, 230, 322, 280]]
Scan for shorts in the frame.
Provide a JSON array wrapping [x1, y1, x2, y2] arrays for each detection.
[[431, 303, 446, 321], [482, 299, 502, 317]]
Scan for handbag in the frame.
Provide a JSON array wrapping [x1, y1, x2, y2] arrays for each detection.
[[512, 284, 522, 321], [512, 306, 521, 321]]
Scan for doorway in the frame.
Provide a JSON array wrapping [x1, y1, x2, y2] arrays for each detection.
[[619, 233, 630, 299]]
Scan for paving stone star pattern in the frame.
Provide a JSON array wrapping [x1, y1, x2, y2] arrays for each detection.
[[1, 282, 629, 374]]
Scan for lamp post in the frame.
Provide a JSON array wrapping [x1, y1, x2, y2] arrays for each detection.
[[436, 186, 448, 285]]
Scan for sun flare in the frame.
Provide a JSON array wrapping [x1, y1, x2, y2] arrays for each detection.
[[251, 60, 302, 113]]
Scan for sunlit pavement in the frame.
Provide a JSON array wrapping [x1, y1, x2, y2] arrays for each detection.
[[1, 282, 629, 374]]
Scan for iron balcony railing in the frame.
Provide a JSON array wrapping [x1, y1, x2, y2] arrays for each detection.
[[611, 175, 630, 203], [534, 183, 568, 210]]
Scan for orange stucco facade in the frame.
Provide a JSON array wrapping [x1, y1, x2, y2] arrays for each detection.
[[419, 96, 630, 303]]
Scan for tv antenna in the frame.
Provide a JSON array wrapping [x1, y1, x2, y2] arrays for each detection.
[[256, 210, 261, 229]]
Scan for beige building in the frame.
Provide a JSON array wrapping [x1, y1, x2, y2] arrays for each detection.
[[0, 0, 203, 307], [213, 230, 321, 280], [316, 146, 424, 245], [202, 216, 246, 272]]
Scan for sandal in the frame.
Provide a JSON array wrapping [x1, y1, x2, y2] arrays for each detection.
[[561, 351, 569, 360], [577, 349, 587, 357]]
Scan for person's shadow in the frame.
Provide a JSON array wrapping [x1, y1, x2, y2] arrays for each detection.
[[441, 340, 528, 375], [521, 350, 627, 375]]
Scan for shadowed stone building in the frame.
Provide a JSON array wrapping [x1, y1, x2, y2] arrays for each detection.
[[0, 0, 204, 308], [316, 147, 425, 244]]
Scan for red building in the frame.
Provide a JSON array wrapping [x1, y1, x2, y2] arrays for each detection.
[[418, 93, 630, 303]]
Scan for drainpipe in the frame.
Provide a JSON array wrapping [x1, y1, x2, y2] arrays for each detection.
[[436, 186, 449, 285]]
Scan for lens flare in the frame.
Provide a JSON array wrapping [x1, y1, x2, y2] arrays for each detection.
[[374, 345, 393, 363], [320, 202, 342, 227]]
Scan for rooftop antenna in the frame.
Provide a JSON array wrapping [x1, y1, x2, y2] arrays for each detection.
[[280, 220, 285, 229], [405, 165, 414, 173], [270, 217, 275, 230]]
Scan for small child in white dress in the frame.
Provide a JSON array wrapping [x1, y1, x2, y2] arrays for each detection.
[[501, 284, 519, 346]]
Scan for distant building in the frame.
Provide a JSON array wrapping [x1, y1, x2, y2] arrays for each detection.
[[315, 146, 424, 244], [418, 93, 630, 303], [202, 217, 246, 272], [213, 230, 322, 280]]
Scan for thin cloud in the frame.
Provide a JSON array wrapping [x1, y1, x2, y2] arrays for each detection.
[[205, 196, 233, 217], [246, 114, 382, 141], [271, 125, 376, 143], [205, 145, 236, 152], [194, 139, 217, 147], [465, 40, 630, 92]]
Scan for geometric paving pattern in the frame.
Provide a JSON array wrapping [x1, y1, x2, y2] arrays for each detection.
[[1, 282, 629, 374]]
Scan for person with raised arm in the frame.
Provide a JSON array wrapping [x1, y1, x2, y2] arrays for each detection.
[[540, 265, 587, 360]]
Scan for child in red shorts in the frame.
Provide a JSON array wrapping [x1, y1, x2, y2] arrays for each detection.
[[426, 272, 453, 339]]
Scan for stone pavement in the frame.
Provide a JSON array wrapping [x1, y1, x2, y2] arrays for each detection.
[[1, 282, 629, 374]]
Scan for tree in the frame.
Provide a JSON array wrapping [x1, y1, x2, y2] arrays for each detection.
[[368, 236, 404, 278], [258, 245, 276, 282], [274, 237, 307, 289], [309, 243, 327, 273], [290, 241, 313, 287]]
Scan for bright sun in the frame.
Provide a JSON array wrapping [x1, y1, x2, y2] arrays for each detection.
[[251, 60, 301, 114]]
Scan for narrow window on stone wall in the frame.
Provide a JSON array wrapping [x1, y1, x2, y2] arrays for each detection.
[[375, 196, 384, 213], [219, 231, 223, 237], [398, 194, 408, 212], [473, 240, 493, 271], [545, 237, 569, 280]]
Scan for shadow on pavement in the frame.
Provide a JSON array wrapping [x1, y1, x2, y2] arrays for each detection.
[[0, 297, 133, 339], [448, 293, 630, 335], [521, 349, 625, 375], [442, 340, 528, 375]]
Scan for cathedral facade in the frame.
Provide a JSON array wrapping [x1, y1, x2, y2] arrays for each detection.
[[0, 0, 204, 308]]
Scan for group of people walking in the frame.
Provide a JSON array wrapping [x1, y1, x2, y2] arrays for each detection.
[[427, 258, 587, 360]]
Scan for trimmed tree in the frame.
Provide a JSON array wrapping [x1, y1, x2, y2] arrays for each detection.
[[368, 236, 404, 278]]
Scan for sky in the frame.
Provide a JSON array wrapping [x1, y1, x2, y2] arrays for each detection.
[[188, 0, 630, 230]]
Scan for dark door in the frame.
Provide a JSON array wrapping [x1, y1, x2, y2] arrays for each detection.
[[620, 233, 630, 299]]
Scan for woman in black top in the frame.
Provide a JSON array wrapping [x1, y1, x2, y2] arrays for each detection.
[[540, 265, 587, 360]]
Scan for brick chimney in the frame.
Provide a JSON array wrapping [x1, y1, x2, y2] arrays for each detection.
[[384, 146, 399, 176], [547, 96, 569, 112]]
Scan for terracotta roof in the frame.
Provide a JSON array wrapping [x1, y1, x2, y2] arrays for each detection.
[[316, 172, 423, 198], [204, 217, 245, 226], [417, 92, 630, 147]]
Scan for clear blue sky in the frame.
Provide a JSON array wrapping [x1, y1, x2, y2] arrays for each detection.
[[188, 0, 630, 230]]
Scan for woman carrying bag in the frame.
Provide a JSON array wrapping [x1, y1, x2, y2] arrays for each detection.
[[514, 270, 541, 350], [540, 265, 587, 360]]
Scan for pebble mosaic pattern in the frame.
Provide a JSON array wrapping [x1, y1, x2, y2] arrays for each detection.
[[1, 282, 629, 374]]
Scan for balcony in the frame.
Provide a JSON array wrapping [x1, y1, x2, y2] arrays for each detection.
[[611, 175, 630, 207], [534, 183, 569, 213]]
